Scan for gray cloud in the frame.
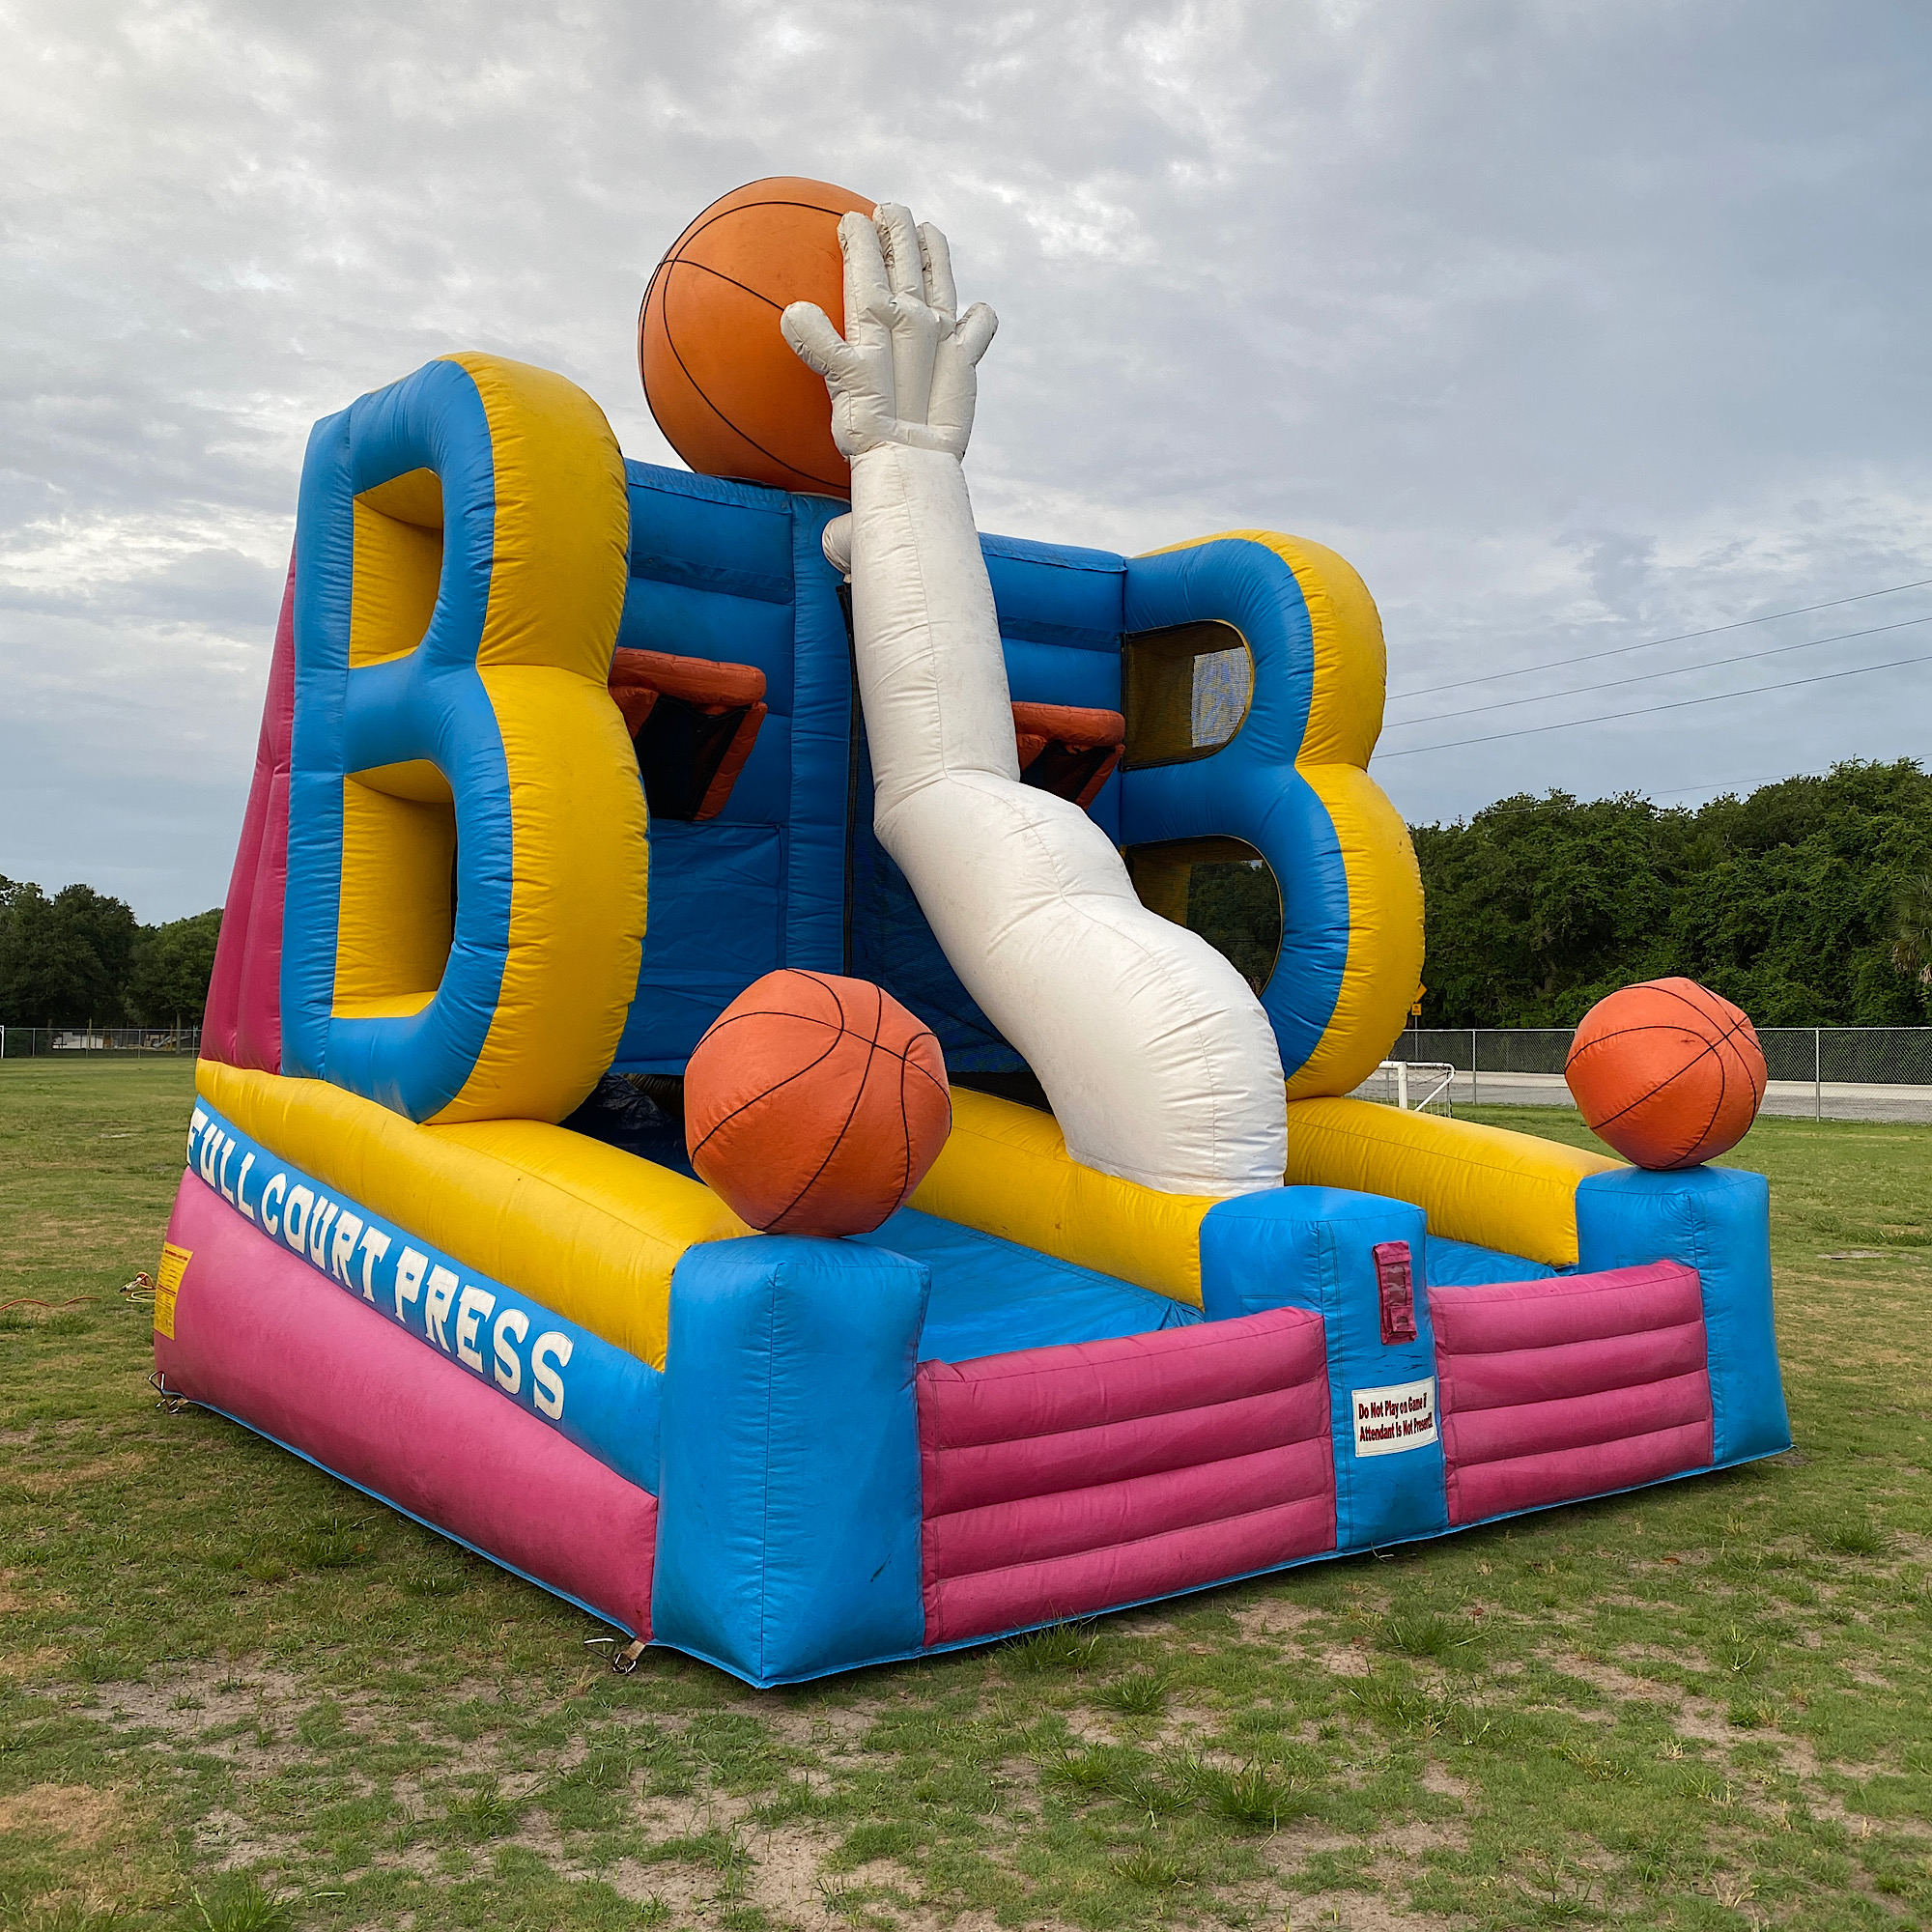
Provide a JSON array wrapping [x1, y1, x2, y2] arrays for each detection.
[[4, 0, 1929, 917]]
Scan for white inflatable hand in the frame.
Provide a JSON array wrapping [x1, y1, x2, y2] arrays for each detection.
[[784, 204, 1286, 1196], [781, 203, 997, 462]]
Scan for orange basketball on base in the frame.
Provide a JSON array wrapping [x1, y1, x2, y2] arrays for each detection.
[[686, 970, 951, 1236], [1564, 978, 1767, 1169], [639, 176, 875, 497]]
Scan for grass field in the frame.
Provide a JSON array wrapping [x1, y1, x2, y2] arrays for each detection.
[[1, 1061, 1928, 1932]]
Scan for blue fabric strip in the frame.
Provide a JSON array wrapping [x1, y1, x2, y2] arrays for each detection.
[[282, 407, 356, 1082], [997, 616, 1123, 651], [980, 531, 1127, 574], [630, 551, 795, 607], [623, 457, 794, 515]]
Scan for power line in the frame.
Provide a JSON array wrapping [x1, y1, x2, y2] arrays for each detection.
[[1380, 611, 1932, 731], [1387, 575, 1932, 703], [1653, 770, 1815, 802], [1372, 650, 1932, 761], [1417, 768, 1819, 827]]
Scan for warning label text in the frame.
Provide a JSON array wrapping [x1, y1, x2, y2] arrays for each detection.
[[1351, 1376, 1438, 1458]]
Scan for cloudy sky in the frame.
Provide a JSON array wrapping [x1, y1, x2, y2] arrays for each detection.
[[5, 0, 1929, 921]]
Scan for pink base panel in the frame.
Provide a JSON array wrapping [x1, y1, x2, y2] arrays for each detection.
[[918, 1308, 1335, 1644], [156, 1176, 657, 1635], [1430, 1261, 1714, 1525]]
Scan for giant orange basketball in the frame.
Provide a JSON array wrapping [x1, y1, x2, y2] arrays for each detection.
[[639, 176, 874, 497], [686, 970, 951, 1236], [1564, 978, 1767, 1169]]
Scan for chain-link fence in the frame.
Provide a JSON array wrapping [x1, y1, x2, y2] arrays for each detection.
[[6, 1014, 1925, 1122], [1365, 1027, 1932, 1123], [0, 1025, 203, 1060]]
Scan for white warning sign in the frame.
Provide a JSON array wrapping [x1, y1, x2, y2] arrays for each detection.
[[1351, 1376, 1438, 1457]]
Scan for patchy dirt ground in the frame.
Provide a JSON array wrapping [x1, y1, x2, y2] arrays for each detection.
[[3, 1070, 1930, 1931]]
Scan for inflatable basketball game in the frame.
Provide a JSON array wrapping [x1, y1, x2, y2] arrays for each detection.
[[156, 180, 1790, 1686]]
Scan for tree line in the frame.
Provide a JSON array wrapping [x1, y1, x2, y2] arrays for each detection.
[[1410, 758, 1932, 1029], [5, 757, 1930, 1035], [0, 878, 221, 1032]]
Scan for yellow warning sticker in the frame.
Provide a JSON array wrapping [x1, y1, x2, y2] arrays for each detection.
[[155, 1242, 192, 1340]]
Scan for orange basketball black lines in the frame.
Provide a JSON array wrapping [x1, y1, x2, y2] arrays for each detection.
[[639, 176, 874, 497], [684, 969, 952, 1236], [1565, 977, 1766, 1168]]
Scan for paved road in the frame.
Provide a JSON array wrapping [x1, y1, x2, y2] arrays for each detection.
[[1350, 1068, 1932, 1124]]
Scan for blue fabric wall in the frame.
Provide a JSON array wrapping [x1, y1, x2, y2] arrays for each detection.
[[610, 467, 1134, 1075], [1202, 1186, 1448, 1550], [1577, 1166, 1791, 1468], [652, 1236, 928, 1686], [611, 467, 849, 1070]]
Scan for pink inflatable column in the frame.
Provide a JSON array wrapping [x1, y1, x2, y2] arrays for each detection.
[[201, 555, 295, 1070]]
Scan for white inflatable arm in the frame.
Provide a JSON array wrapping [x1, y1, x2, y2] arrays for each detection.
[[782, 208, 1286, 1195]]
